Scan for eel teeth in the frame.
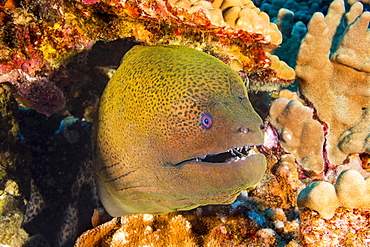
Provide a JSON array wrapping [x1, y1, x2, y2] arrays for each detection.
[[175, 145, 260, 166], [197, 145, 258, 164]]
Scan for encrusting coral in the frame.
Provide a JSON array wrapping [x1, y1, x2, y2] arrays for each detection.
[[75, 199, 302, 246], [170, 0, 282, 45], [295, 0, 370, 165], [299, 207, 370, 247], [76, 214, 197, 246], [2, 0, 369, 245]]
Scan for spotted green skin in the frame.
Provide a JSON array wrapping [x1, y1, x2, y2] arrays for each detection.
[[94, 45, 266, 216]]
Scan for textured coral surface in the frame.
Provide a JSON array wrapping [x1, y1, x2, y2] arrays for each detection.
[[296, 0, 370, 165], [300, 208, 370, 247]]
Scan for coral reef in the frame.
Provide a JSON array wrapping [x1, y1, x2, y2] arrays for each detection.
[[297, 169, 370, 219], [0, 0, 295, 116], [269, 96, 325, 173], [257, 0, 328, 24], [76, 214, 197, 246], [0, 87, 31, 245], [295, 0, 370, 165], [0, 70, 65, 116], [0, 86, 21, 181], [0, 180, 29, 246], [299, 207, 370, 246], [75, 197, 302, 246], [74, 154, 304, 246], [0, 0, 369, 246]]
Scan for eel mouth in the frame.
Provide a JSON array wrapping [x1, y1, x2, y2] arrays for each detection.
[[175, 145, 260, 166]]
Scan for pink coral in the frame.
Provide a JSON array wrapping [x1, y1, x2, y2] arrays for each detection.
[[0, 70, 65, 116]]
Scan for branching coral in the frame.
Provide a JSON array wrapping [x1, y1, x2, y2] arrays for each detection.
[[295, 0, 370, 165]]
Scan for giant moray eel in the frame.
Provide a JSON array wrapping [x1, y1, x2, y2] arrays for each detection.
[[93, 45, 267, 216]]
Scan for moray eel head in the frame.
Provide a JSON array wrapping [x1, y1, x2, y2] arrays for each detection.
[[94, 45, 266, 216]]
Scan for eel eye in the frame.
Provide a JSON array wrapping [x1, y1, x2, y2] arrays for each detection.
[[200, 113, 213, 129]]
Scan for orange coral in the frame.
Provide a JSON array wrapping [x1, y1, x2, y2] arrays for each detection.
[[299, 207, 370, 247]]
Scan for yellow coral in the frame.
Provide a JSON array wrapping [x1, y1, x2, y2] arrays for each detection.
[[170, 0, 282, 45]]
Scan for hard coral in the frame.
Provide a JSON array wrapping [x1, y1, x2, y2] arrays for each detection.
[[269, 96, 325, 173], [170, 0, 282, 45], [299, 207, 370, 247], [104, 0, 295, 85], [0, 87, 31, 245], [0, 180, 30, 246], [75, 202, 302, 247], [297, 169, 370, 220], [295, 0, 370, 165], [75, 214, 197, 246]]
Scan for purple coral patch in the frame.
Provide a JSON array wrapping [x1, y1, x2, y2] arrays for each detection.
[[0, 70, 65, 116]]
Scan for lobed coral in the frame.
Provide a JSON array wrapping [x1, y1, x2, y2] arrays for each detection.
[[264, 2, 370, 244], [269, 96, 325, 173], [170, 0, 282, 45], [1, 0, 369, 246], [297, 169, 370, 219], [257, 0, 328, 24], [295, 0, 370, 165]]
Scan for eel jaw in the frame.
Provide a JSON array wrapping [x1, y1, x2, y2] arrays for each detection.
[[175, 145, 261, 166]]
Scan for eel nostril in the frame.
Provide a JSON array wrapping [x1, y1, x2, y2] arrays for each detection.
[[239, 126, 250, 134], [260, 125, 266, 130]]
